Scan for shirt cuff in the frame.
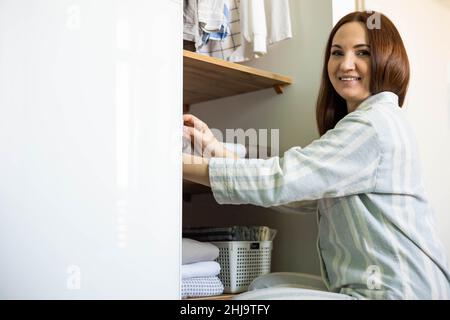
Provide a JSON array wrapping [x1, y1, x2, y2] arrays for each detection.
[[253, 34, 267, 55], [209, 157, 233, 204]]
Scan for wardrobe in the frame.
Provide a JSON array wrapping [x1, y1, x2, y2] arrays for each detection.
[[0, 0, 182, 299]]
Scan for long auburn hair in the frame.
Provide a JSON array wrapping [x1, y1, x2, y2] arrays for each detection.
[[316, 11, 410, 136]]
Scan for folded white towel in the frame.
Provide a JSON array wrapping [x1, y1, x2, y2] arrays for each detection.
[[182, 134, 247, 159], [182, 261, 221, 279], [222, 142, 247, 158], [181, 276, 224, 298], [182, 238, 220, 264]]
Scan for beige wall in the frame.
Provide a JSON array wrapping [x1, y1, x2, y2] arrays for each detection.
[[184, 0, 334, 275]]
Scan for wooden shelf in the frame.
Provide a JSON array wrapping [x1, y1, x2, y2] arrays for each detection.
[[183, 50, 293, 105], [183, 180, 210, 198], [184, 294, 236, 300]]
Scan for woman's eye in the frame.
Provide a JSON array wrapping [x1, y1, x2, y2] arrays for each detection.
[[331, 50, 370, 57], [331, 51, 343, 56], [357, 50, 371, 56]]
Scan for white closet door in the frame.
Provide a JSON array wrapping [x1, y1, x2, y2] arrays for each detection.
[[0, 0, 182, 299]]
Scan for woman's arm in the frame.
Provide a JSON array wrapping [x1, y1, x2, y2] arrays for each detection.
[[208, 112, 381, 207], [183, 154, 210, 187], [183, 146, 239, 187]]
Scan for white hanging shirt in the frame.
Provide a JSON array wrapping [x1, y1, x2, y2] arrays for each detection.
[[198, 0, 226, 32], [229, 0, 292, 62]]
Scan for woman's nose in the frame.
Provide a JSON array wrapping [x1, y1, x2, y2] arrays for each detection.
[[340, 53, 356, 71]]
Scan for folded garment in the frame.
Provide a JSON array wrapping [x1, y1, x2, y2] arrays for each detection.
[[181, 276, 224, 299], [182, 261, 221, 279], [222, 142, 247, 158], [232, 287, 356, 300], [183, 226, 277, 242], [182, 238, 219, 264], [183, 134, 247, 159], [248, 272, 328, 292]]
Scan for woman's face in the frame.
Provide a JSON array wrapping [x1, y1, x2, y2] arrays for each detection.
[[328, 21, 372, 112]]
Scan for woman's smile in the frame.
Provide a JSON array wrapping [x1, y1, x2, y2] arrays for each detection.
[[338, 75, 363, 86]]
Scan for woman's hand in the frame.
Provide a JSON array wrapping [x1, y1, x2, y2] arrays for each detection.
[[183, 114, 221, 158], [183, 114, 239, 159]]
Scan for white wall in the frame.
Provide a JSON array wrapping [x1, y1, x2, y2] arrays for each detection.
[[0, 0, 182, 299], [332, 0, 359, 25], [364, 0, 450, 262], [185, 0, 334, 275]]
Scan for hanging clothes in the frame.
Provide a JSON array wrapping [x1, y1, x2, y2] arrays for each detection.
[[184, 0, 227, 50], [229, 0, 292, 62], [201, 2, 230, 46], [231, 0, 267, 61], [265, 0, 292, 44], [198, 0, 242, 60], [198, 0, 226, 33], [183, 0, 202, 49], [198, 0, 292, 62]]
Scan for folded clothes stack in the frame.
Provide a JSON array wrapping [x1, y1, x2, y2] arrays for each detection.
[[182, 134, 247, 159], [183, 225, 277, 242], [181, 238, 224, 299]]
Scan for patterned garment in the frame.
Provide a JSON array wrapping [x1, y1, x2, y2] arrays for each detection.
[[198, 0, 242, 60], [201, 2, 230, 43], [182, 261, 221, 279], [208, 91, 450, 299], [181, 276, 224, 298]]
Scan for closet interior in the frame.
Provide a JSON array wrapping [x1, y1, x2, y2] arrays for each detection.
[[182, 0, 293, 300]]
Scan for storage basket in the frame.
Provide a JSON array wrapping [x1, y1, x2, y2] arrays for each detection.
[[211, 241, 273, 293]]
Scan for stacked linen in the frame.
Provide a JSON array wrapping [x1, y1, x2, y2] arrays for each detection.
[[183, 225, 277, 242], [182, 133, 247, 159], [182, 238, 224, 299]]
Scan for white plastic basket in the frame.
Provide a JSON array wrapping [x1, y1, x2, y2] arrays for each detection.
[[211, 241, 273, 293]]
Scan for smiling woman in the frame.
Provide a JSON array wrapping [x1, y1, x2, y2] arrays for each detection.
[[317, 11, 410, 135], [183, 11, 450, 300]]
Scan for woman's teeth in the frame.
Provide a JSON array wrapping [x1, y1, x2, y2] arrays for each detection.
[[339, 77, 361, 81]]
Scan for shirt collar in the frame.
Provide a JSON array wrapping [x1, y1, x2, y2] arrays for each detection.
[[356, 91, 400, 111]]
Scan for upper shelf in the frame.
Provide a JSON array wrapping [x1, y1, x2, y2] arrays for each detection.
[[183, 50, 293, 105]]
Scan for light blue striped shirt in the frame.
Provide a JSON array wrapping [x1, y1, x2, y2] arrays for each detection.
[[209, 91, 450, 299]]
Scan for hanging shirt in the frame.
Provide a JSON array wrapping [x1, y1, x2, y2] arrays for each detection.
[[201, 2, 230, 45], [184, 0, 227, 50], [183, 0, 199, 43], [198, 0, 226, 33], [265, 0, 292, 44], [208, 91, 450, 299], [198, 0, 242, 60], [229, 0, 292, 62]]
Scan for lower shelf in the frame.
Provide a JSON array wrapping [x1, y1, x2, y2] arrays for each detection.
[[184, 294, 237, 300], [183, 179, 211, 196]]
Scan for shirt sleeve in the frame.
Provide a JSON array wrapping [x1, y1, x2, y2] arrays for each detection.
[[240, 0, 267, 56], [209, 111, 381, 207], [265, 0, 292, 44]]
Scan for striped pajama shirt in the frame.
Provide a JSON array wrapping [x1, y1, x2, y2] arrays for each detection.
[[209, 91, 450, 299]]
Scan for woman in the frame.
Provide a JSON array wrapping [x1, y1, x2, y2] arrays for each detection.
[[183, 11, 450, 299]]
